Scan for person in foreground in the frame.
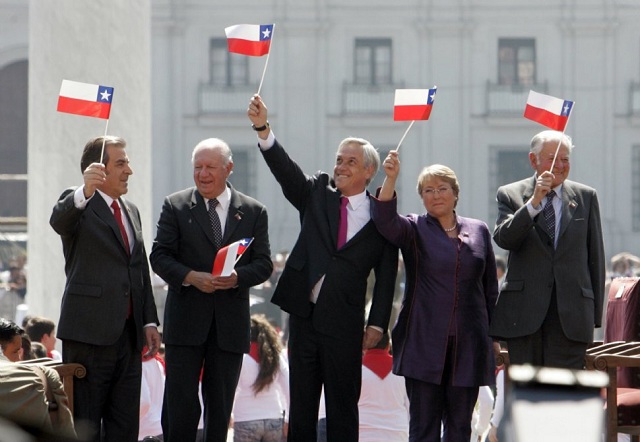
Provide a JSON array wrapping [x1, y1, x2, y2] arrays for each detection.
[[371, 151, 499, 441], [50, 136, 161, 441], [490, 130, 605, 368], [247, 95, 398, 441], [151, 138, 272, 442]]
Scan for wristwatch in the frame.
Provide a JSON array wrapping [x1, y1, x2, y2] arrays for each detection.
[[251, 122, 270, 132]]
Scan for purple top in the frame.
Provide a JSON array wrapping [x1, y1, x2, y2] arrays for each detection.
[[371, 196, 498, 387]]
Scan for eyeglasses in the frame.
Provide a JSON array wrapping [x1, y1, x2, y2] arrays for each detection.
[[422, 186, 451, 196]]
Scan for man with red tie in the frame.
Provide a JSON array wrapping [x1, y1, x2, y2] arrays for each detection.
[[50, 136, 161, 441]]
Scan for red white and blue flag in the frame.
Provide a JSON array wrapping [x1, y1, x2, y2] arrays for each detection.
[[393, 87, 437, 121], [524, 90, 573, 131], [225, 24, 273, 57], [57, 80, 114, 119], [212, 238, 253, 277]]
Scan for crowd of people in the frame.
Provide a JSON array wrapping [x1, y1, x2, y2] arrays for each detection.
[[0, 92, 615, 442]]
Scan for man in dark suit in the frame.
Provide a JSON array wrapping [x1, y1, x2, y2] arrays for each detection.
[[248, 95, 398, 441], [490, 130, 605, 369], [150, 138, 272, 442], [50, 136, 161, 441]]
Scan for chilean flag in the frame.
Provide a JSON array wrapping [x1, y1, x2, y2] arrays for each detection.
[[57, 80, 114, 119], [524, 90, 574, 131], [212, 238, 253, 277], [225, 24, 273, 57], [393, 87, 437, 121]]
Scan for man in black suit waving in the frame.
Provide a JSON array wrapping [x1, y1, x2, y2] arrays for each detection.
[[50, 136, 161, 441], [248, 95, 398, 441], [151, 138, 272, 442]]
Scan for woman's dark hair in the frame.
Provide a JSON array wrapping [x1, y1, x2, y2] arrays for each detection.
[[250, 314, 282, 395]]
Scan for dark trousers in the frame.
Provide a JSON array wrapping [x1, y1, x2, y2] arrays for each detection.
[[506, 289, 589, 369], [63, 319, 141, 442], [287, 313, 362, 442], [162, 318, 242, 442]]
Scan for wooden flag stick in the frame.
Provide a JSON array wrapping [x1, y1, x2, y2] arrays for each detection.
[[99, 118, 110, 164], [257, 24, 275, 96], [395, 120, 415, 152]]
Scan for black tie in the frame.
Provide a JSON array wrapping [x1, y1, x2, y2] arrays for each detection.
[[208, 198, 222, 248], [543, 190, 556, 242]]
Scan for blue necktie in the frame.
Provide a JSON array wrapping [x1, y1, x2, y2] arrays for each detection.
[[542, 190, 556, 242], [208, 199, 222, 248]]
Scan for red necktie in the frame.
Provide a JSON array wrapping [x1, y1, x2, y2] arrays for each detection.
[[337, 197, 348, 249], [112, 200, 132, 318], [111, 200, 130, 256]]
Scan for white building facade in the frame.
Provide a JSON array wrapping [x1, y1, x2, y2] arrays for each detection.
[[3, 0, 640, 278]]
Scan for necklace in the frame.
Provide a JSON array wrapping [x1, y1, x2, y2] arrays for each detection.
[[444, 222, 457, 232]]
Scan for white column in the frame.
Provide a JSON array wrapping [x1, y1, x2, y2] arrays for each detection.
[[27, 0, 152, 326]]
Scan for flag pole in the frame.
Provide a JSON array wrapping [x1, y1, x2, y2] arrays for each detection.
[[395, 121, 415, 152], [257, 24, 275, 96], [548, 102, 575, 172], [99, 118, 110, 164], [234, 238, 254, 266]]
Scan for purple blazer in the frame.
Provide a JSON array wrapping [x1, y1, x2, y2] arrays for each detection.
[[371, 197, 498, 387]]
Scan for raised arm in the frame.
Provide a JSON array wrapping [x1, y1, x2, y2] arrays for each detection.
[[378, 150, 400, 201]]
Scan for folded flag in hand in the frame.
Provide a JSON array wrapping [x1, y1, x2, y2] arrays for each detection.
[[57, 80, 114, 119], [225, 24, 274, 56], [393, 88, 437, 121], [524, 90, 573, 131], [212, 238, 253, 277]]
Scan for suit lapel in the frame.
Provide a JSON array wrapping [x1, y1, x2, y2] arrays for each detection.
[[190, 189, 219, 247], [222, 185, 243, 245], [120, 198, 140, 254], [91, 193, 129, 253], [559, 182, 578, 240], [327, 191, 341, 249]]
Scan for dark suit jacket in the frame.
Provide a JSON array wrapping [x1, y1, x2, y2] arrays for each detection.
[[490, 177, 606, 343], [260, 140, 398, 341], [50, 189, 159, 351], [150, 183, 272, 353]]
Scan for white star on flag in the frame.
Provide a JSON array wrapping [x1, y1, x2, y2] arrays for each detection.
[[262, 28, 271, 39], [100, 89, 112, 102]]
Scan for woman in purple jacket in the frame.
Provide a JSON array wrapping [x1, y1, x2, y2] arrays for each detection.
[[371, 150, 500, 442]]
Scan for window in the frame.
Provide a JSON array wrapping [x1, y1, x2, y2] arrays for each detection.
[[498, 39, 536, 86], [228, 149, 255, 196], [489, 148, 533, 226], [209, 38, 248, 86], [354, 38, 392, 86]]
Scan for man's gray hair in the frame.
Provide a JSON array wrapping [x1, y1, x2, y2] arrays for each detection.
[[192, 138, 233, 166], [530, 130, 574, 158]]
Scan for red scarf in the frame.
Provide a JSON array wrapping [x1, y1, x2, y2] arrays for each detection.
[[141, 346, 166, 375], [362, 348, 392, 380], [249, 341, 260, 363]]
